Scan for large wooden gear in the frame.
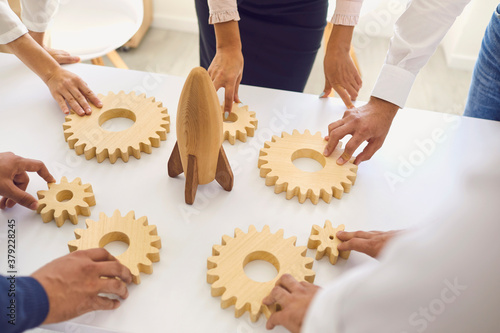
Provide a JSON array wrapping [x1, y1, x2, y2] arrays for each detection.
[[308, 221, 350, 265], [258, 130, 358, 204], [37, 177, 95, 227], [63, 91, 170, 163], [68, 210, 161, 284], [207, 225, 315, 322], [222, 103, 258, 144]]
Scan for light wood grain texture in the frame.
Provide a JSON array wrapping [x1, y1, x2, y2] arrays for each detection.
[[168, 67, 234, 204], [308, 221, 350, 265], [68, 210, 161, 284], [124, 0, 153, 49], [207, 225, 315, 322], [63, 91, 170, 163], [91, 57, 105, 66], [222, 103, 258, 144], [258, 130, 358, 204], [106, 50, 129, 69], [37, 177, 95, 227]]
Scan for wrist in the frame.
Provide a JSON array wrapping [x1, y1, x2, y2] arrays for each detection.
[[369, 96, 400, 115], [28, 31, 45, 46], [214, 21, 242, 51], [327, 25, 354, 53]]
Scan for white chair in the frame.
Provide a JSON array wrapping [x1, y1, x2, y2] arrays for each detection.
[[48, 0, 144, 69]]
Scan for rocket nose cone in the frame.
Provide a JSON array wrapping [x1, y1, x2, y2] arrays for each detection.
[[179, 67, 219, 109]]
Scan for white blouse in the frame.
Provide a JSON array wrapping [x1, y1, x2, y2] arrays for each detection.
[[0, 0, 58, 44]]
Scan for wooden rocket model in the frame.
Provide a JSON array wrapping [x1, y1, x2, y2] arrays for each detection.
[[168, 67, 234, 204]]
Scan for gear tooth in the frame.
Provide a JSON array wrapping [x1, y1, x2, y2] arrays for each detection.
[[60, 176, 69, 184], [261, 225, 270, 234], [285, 236, 297, 246], [207, 257, 219, 269], [292, 129, 300, 136], [73, 228, 84, 239], [221, 234, 232, 245], [248, 225, 257, 233], [274, 229, 284, 238], [212, 245, 223, 255], [234, 228, 245, 237], [271, 135, 281, 142], [136, 215, 148, 226], [68, 240, 79, 252], [304, 129, 311, 136], [71, 177, 82, 185], [112, 210, 123, 219]]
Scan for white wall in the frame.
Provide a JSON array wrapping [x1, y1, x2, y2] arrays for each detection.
[[152, 0, 198, 33]]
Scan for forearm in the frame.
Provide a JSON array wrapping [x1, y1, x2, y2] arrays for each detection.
[[0, 276, 49, 333], [5, 33, 60, 83], [28, 31, 44, 46], [372, 0, 472, 108], [214, 21, 241, 51], [327, 25, 354, 54]]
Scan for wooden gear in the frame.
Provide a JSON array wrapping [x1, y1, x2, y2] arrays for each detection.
[[63, 91, 170, 163], [68, 210, 161, 284], [222, 103, 258, 144], [168, 67, 234, 204], [37, 177, 96, 227], [258, 130, 358, 204], [308, 221, 350, 265], [207, 225, 315, 322]]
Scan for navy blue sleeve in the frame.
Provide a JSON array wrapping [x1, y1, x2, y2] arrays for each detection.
[[0, 275, 49, 333]]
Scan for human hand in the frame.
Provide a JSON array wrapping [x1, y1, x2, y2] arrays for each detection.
[[32, 248, 133, 324], [45, 67, 103, 116], [210, 21, 244, 118], [45, 47, 80, 65], [322, 42, 361, 108], [324, 97, 399, 165], [337, 230, 401, 258], [263, 274, 320, 332], [0, 152, 55, 210]]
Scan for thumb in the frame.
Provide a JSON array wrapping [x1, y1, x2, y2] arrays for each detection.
[[320, 80, 332, 98], [6, 184, 38, 210]]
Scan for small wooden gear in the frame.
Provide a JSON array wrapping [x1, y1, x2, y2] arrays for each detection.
[[207, 225, 315, 322], [258, 130, 358, 204], [308, 221, 350, 265], [222, 103, 258, 144], [68, 210, 161, 284], [37, 177, 95, 227], [63, 91, 170, 163]]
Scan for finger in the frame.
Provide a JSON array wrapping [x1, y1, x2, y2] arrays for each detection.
[[98, 278, 129, 299], [338, 135, 365, 165], [83, 248, 117, 262], [353, 70, 362, 87], [223, 84, 235, 117], [337, 238, 371, 254], [93, 295, 121, 311], [234, 74, 242, 104], [266, 311, 288, 330], [345, 83, 358, 102], [323, 125, 351, 157], [6, 198, 16, 208], [277, 274, 300, 293], [63, 91, 85, 116], [327, 119, 344, 136], [320, 80, 332, 98], [354, 140, 383, 165], [97, 261, 133, 284], [19, 158, 55, 183], [80, 82, 102, 108], [5, 183, 38, 210], [70, 87, 92, 115], [57, 55, 80, 65], [333, 85, 354, 108], [13, 172, 30, 191], [0, 197, 7, 209], [262, 286, 291, 306], [54, 94, 69, 114]]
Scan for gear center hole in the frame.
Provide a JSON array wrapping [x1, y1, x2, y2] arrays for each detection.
[[243, 251, 280, 283], [100, 232, 130, 257], [56, 190, 73, 202], [99, 108, 137, 132], [223, 112, 239, 123], [291, 149, 326, 173]]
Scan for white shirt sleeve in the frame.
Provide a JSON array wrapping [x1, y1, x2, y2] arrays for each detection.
[[302, 156, 500, 332], [0, 0, 27, 44], [371, 0, 471, 108], [20, 0, 58, 32]]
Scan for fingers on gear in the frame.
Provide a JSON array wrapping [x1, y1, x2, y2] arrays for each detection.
[[207, 225, 315, 322], [258, 130, 358, 204], [68, 210, 161, 284], [222, 103, 258, 144], [37, 176, 96, 227], [63, 91, 170, 163], [308, 220, 350, 265]]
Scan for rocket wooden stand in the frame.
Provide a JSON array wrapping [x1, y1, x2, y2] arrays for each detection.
[[168, 67, 234, 205]]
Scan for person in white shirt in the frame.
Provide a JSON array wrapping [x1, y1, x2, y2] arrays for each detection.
[[262, 153, 500, 332], [0, 0, 102, 116]]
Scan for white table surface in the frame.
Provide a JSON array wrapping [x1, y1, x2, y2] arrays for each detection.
[[1, 53, 499, 333]]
